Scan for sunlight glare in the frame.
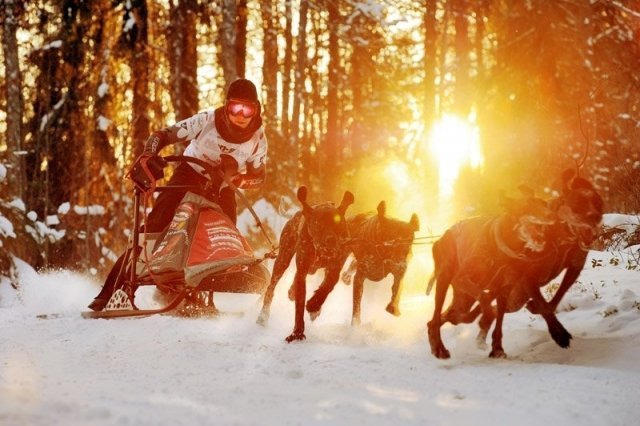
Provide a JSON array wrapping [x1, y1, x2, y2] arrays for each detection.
[[383, 161, 411, 190], [429, 114, 483, 199]]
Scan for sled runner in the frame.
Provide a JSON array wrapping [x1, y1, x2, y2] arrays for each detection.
[[82, 155, 273, 319]]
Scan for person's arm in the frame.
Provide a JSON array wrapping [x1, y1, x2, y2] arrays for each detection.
[[143, 111, 213, 155], [234, 130, 268, 189]]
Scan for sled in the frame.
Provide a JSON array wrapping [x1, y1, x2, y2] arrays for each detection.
[[82, 155, 274, 319]]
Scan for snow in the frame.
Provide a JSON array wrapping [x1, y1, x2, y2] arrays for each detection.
[[97, 83, 109, 98], [73, 205, 106, 216], [58, 202, 71, 215], [41, 40, 62, 51], [97, 115, 112, 131], [0, 214, 16, 239], [9, 198, 26, 212], [45, 215, 59, 226], [1, 220, 640, 425]]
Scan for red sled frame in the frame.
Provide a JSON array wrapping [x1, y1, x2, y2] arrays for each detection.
[[82, 155, 272, 319]]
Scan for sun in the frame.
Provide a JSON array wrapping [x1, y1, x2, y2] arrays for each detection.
[[429, 113, 483, 198]]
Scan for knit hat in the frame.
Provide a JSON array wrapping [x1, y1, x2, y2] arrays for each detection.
[[226, 78, 259, 103]]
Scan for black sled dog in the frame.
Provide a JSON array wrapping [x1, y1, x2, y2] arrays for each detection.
[[306, 200, 420, 325], [427, 170, 603, 359], [257, 187, 354, 342]]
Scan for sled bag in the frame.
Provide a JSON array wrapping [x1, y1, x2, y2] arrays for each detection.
[[149, 192, 255, 288]]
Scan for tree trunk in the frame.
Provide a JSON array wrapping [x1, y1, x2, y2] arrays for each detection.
[[127, 0, 151, 157], [326, 0, 340, 169], [291, 0, 309, 180], [424, 0, 438, 127], [280, 0, 294, 140], [453, 0, 471, 117], [1, 0, 26, 201], [261, 0, 278, 129], [168, 0, 199, 121], [236, 0, 248, 77], [220, 0, 238, 86]]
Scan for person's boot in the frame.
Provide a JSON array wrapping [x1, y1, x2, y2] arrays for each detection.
[[88, 297, 108, 311], [88, 252, 127, 311]]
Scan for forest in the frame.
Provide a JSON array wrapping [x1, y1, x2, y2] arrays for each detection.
[[1, 0, 639, 283]]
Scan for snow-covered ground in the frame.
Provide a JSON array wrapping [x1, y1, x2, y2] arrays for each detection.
[[1, 224, 640, 425]]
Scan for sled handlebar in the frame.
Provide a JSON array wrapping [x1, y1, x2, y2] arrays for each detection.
[[162, 155, 222, 182], [138, 154, 225, 194]]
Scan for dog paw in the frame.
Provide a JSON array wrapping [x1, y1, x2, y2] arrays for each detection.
[[489, 349, 507, 359], [385, 303, 401, 317], [476, 335, 488, 350], [308, 309, 321, 321], [431, 346, 451, 359], [551, 328, 572, 348], [256, 311, 269, 327], [306, 298, 321, 316], [285, 331, 306, 343]]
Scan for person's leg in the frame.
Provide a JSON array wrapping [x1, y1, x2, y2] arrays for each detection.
[[90, 163, 207, 310], [218, 187, 237, 224], [88, 251, 128, 311], [145, 163, 207, 232]]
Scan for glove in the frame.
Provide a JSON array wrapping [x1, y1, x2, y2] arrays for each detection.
[[219, 154, 239, 178], [129, 154, 166, 191]]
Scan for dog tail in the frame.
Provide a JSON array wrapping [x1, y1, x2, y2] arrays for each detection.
[[426, 274, 436, 296]]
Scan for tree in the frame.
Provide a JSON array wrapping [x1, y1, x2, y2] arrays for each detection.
[[122, 0, 151, 157], [280, 0, 294, 141], [290, 0, 309, 182], [423, 0, 438, 127], [1, 0, 26, 201], [325, 0, 340, 178], [452, 0, 471, 117], [168, 0, 199, 121], [219, 0, 238, 85], [261, 0, 278, 130]]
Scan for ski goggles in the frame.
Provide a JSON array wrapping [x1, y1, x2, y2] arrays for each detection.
[[226, 99, 258, 118]]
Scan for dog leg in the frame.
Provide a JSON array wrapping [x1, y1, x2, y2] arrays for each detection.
[[285, 270, 308, 343], [427, 272, 451, 359], [386, 271, 405, 317], [351, 272, 365, 326], [489, 295, 508, 358], [341, 258, 357, 285], [544, 314, 572, 348], [306, 266, 341, 320], [523, 283, 572, 348], [527, 264, 582, 315], [287, 283, 296, 301], [442, 289, 477, 325], [257, 218, 299, 325], [476, 291, 496, 349], [256, 242, 296, 326]]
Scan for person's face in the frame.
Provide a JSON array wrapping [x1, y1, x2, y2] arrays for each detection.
[[226, 99, 257, 128], [228, 111, 252, 128]]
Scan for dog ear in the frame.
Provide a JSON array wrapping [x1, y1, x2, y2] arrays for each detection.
[[409, 213, 420, 232], [297, 186, 312, 215], [338, 191, 355, 216], [377, 201, 386, 218], [297, 186, 308, 203]]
